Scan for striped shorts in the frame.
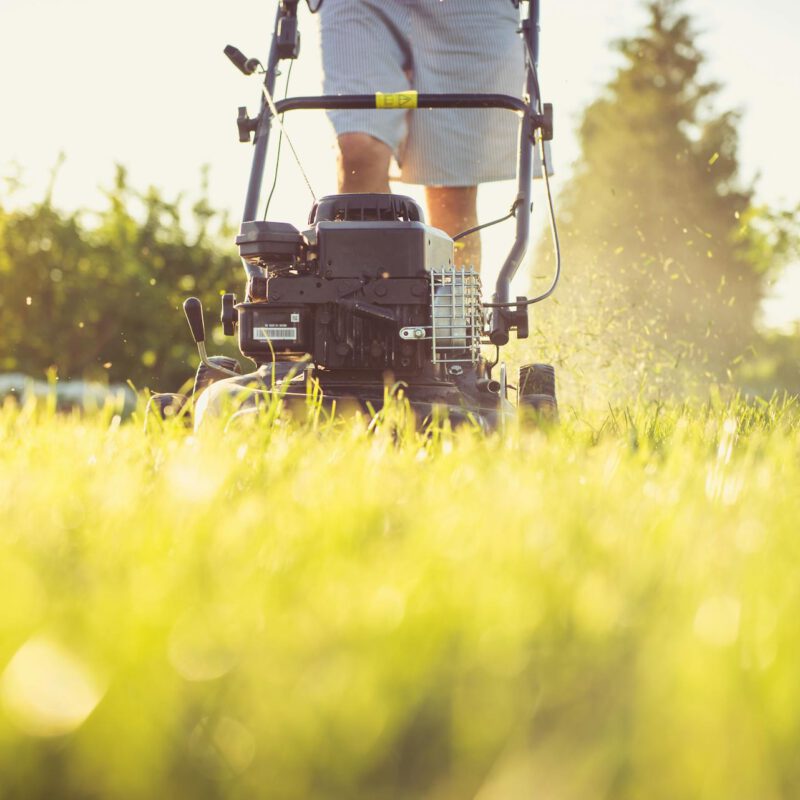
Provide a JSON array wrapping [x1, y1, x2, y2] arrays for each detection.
[[319, 0, 525, 186]]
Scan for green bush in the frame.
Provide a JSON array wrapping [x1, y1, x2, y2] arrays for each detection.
[[0, 167, 239, 391]]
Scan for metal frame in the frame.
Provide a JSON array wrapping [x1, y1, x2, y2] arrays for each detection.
[[429, 267, 484, 366], [240, 0, 543, 344]]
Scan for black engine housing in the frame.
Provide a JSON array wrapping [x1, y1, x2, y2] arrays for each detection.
[[234, 194, 459, 374]]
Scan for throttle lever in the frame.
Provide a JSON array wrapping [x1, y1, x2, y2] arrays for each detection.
[[183, 297, 240, 377]]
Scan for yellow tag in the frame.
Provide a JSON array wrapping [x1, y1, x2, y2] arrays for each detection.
[[375, 91, 418, 109]]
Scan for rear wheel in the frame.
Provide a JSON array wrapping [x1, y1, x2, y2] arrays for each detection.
[[519, 363, 555, 397], [518, 363, 558, 423], [519, 392, 558, 418]]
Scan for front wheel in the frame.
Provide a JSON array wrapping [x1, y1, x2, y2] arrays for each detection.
[[193, 356, 242, 397]]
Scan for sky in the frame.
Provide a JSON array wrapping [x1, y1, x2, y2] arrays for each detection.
[[1, 0, 798, 328]]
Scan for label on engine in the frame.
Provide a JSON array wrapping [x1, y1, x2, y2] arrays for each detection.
[[253, 326, 297, 342]]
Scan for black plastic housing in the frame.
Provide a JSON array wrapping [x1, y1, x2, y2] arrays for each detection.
[[310, 193, 424, 224], [318, 221, 452, 279], [237, 303, 312, 358], [276, 14, 300, 59], [236, 221, 304, 267]]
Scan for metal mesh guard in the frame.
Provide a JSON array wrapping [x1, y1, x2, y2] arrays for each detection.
[[430, 266, 484, 365]]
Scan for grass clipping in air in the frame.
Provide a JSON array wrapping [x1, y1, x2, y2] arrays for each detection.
[[0, 394, 798, 799]]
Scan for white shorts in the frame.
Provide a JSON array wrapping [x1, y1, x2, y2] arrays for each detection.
[[319, 0, 525, 186]]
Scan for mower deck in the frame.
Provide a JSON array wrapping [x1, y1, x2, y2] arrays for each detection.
[[193, 364, 510, 432]]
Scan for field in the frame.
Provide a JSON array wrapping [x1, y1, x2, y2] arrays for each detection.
[[0, 393, 799, 799]]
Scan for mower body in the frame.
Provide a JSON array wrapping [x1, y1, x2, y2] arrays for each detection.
[[197, 193, 513, 430], [169, 0, 558, 430]]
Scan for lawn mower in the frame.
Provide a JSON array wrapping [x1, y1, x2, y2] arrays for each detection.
[[170, 0, 560, 430]]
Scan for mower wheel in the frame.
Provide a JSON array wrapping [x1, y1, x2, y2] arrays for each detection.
[[518, 363, 556, 399], [519, 392, 558, 422], [193, 356, 242, 397], [518, 364, 558, 424], [149, 393, 188, 421]]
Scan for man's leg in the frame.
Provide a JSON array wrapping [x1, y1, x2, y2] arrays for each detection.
[[337, 137, 480, 270], [337, 133, 393, 193], [426, 186, 480, 271]]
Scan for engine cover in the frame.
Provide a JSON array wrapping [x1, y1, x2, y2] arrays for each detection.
[[317, 221, 453, 279]]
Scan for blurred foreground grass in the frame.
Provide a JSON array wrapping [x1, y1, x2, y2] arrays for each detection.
[[0, 395, 799, 799]]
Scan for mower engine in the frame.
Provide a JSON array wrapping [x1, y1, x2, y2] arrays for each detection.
[[230, 193, 488, 385]]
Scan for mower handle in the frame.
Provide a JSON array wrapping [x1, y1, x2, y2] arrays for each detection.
[[272, 93, 531, 115], [242, 0, 545, 345]]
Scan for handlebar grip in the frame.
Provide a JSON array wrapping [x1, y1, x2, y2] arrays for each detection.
[[224, 44, 257, 76]]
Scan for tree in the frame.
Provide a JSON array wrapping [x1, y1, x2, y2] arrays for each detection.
[[534, 0, 771, 395]]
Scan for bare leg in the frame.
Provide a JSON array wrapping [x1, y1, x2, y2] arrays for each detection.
[[337, 133, 392, 193], [425, 186, 480, 271], [336, 138, 480, 270]]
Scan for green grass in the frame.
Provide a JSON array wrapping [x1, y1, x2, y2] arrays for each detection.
[[0, 394, 799, 799]]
